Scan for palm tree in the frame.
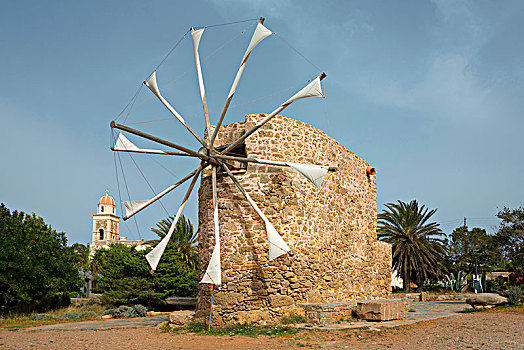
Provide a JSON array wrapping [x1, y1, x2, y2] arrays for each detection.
[[378, 200, 446, 291], [150, 215, 198, 270]]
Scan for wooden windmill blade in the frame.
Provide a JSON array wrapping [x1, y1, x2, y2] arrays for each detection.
[[190, 27, 212, 142], [209, 18, 272, 148], [144, 71, 208, 149], [145, 162, 204, 272]]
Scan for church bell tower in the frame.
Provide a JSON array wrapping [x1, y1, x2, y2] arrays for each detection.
[[91, 190, 120, 248]]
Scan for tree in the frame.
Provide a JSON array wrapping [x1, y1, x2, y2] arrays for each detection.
[[92, 242, 198, 310], [0, 203, 80, 312], [495, 206, 524, 278], [448, 225, 502, 275], [150, 215, 198, 270], [378, 200, 446, 291]]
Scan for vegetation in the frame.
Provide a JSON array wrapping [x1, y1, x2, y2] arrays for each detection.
[[281, 314, 307, 324], [495, 207, 524, 278], [0, 203, 80, 313], [378, 200, 446, 291], [444, 271, 467, 292], [103, 304, 147, 318], [92, 243, 198, 310], [447, 226, 502, 275], [180, 322, 298, 337], [503, 285, 524, 305], [150, 215, 198, 270], [0, 303, 105, 328]]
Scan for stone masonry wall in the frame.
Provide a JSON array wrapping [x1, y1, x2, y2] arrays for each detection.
[[196, 114, 391, 325]]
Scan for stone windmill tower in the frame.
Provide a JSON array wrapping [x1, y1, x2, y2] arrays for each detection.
[[108, 18, 392, 325]]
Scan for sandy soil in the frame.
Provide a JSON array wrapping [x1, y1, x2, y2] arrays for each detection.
[[1, 310, 522, 349]]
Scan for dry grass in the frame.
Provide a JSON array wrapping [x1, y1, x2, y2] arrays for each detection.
[[0, 303, 106, 329]]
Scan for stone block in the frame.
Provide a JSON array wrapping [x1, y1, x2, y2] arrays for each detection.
[[466, 293, 507, 309], [233, 310, 270, 325], [169, 310, 194, 325], [269, 294, 294, 308], [213, 292, 242, 309], [355, 299, 407, 321]]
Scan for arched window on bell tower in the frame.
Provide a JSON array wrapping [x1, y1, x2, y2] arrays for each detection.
[[99, 228, 104, 240]]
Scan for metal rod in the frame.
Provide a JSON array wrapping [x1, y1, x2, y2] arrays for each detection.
[[122, 163, 206, 220], [221, 73, 327, 155], [110, 121, 211, 161], [208, 284, 215, 331], [209, 17, 267, 149]]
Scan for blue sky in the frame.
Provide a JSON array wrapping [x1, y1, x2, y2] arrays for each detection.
[[1, 0, 523, 244]]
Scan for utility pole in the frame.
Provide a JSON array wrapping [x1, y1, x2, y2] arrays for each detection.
[[464, 217, 467, 227]]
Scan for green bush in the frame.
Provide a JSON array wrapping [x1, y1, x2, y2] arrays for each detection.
[[93, 243, 198, 310], [504, 286, 524, 305], [0, 204, 80, 313], [103, 304, 148, 318]]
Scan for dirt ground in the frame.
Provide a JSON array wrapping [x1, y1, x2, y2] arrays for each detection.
[[1, 310, 522, 349]]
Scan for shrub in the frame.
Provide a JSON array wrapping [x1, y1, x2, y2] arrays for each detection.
[[104, 304, 148, 318], [93, 244, 198, 310], [0, 204, 80, 313], [504, 286, 524, 305]]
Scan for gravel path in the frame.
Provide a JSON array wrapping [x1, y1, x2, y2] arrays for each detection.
[[0, 308, 522, 349]]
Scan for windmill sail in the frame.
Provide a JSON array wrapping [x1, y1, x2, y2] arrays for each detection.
[[209, 20, 273, 147], [114, 132, 167, 154], [200, 167, 221, 285], [190, 27, 212, 140], [287, 163, 329, 190], [145, 166, 202, 271], [144, 71, 207, 148], [264, 219, 292, 260], [283, 75, 324, 106], [122, 199, 150, 218], [221, 73, 326, 154], [200, 204, 221, 285], [222, 164, 292, 260]]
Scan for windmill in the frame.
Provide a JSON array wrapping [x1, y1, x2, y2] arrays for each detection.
[[110, 18, 336, 298]]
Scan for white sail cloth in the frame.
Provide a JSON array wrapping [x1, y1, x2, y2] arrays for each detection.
[[145, 203, 188, 271], [199, 203, 221, 285], [227, 22, 273, 99], [283, 75, 324, 106], [122, 199, 150, 219], [286, 163, 329, 191], [114, 132, 167, 154]]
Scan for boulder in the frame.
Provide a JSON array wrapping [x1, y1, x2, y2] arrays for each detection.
[[169, 310, 194, 325], [355, 299, 407, 321], [233, 310, 270, 325], [466, 293, 507, 309]]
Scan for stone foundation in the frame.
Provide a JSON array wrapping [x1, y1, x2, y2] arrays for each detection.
[[196, 114, 392, 325]]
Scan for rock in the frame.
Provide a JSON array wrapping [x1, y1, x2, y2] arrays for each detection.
[[269, 294, 294, 308], [355, 300, 407, 321], [233, 310, 270, 325], [466, 293, 507, 309], [169, 310, 194, 325], [213, 292, 242, 309]]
